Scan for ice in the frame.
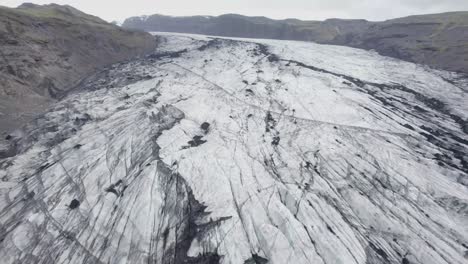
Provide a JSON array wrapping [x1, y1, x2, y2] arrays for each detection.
[[0, 33, 467, 264]]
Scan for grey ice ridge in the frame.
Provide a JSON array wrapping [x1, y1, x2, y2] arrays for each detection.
[[0, 33, 467, 264]]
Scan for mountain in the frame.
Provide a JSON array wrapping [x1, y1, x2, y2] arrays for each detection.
[[122, 12, 468, 74], [1, 33, 467, 264], [0, 3, 156, 133]]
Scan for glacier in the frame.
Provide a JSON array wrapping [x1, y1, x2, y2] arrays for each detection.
[[0, 33, 467, 264]]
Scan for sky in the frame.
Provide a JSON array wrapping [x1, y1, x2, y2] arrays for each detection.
[[1, 0, 468, 22]]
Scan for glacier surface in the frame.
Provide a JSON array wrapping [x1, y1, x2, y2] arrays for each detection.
[[1, 33, 467, 264]]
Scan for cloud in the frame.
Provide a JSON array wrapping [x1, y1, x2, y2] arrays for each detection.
[[0, 0, 467, 21]]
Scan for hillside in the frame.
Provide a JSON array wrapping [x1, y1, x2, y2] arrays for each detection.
[[122, 12, 468, 74], [1, 33, 466, 264], [0, 3, 156, 133]]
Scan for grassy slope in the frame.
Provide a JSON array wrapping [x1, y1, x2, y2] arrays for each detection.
[[0, 4, 156, 133]]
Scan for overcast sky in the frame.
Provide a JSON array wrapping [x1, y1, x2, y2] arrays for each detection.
[[1, 0, 468, 22]]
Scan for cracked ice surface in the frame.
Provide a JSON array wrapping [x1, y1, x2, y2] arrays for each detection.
[[1, 33, 467, 264]]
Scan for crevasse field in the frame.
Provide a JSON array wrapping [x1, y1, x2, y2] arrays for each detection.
[[1, 33, 467, 264]]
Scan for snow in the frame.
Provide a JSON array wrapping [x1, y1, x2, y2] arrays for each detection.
[[0, 33, 467, 264]]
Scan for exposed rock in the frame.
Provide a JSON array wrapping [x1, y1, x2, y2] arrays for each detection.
[[245, 254, 269, 264], [68, 199, 80, 209]]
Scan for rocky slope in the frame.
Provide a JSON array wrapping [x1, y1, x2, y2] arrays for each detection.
[[0, 33, 467, 264], [122, 12, 468, 74], [0, 3, 156, 133]]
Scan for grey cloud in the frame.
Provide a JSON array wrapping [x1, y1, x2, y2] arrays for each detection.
[[0, 0, 467, 22]]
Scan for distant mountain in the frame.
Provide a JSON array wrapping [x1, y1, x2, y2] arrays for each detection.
[[0, 3, 156, 133], [122, 12, 468, 74]]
